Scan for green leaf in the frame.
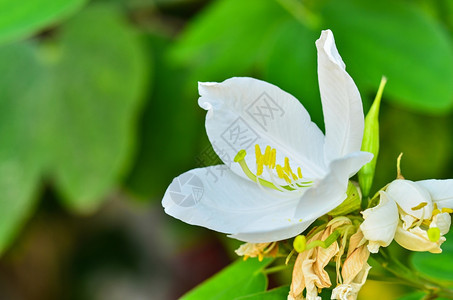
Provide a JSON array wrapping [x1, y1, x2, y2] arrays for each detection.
[[236, 285, 290, 300], [0, 0, 87, 45], [322, 0, 453, 113], [49, 5, 148, 211], [169, 0, 289, 81], [0, 4, 147, 253], [181, 258, 272, 300], [411, 231, 453, 282], [0, 159, 41, 253]]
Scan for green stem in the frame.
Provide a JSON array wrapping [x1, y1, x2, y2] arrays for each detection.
[[373, 250, 453, 299], [263, 264, 291, 275]]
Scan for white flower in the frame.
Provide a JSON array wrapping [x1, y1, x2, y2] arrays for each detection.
[[360, 191, 398, 253], [162, 30, 372, 243], [360, 179, 453, 253]]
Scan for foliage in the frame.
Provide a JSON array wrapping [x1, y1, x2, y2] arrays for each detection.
[[0, 0, 453, 298]]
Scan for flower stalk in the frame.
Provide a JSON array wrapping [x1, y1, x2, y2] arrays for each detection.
[[372, 249, 453, 299]]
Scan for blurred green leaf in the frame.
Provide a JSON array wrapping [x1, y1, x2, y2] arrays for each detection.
[[236, 285, 290, 300], [322, 0, 453, 113], [169, 0, 289, 81], [0, 4, 147, 253], [261, 19, 323, 127], [0, 0, 87, 45], [398, 292, 427, 300], [411, 231, 453, 282], [125, 34, 202, 199], [373, 105, 452, 192], [398, 291, 449, 300], [181, 258, 272, 300], [49, 5, 148, 211], [0, 160, 41, 254]]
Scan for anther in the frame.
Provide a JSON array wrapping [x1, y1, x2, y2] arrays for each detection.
[[255, 145, 262, 161], [270, 149, 276, 169], [263, 146, 271, 166], [297, 167, 303, 178], [256, 155, 264, 176]]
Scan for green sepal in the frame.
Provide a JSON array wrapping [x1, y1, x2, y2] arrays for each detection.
[[328, 181, 361, 216]]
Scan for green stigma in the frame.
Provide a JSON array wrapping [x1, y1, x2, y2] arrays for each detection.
[[428, 227, 441, 242], [234, 149, 247, 162], [294, 235, 306, 253]]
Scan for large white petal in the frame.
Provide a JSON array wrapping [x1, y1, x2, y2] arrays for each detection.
[[162, 166, 308, 243], [360, 191, 399, 253], [417, 179, 453, 209], [198, 77, 326, 179], [386, 179, 433, 220], [294, 151, 373, 219], [316, 30, 364, 163]]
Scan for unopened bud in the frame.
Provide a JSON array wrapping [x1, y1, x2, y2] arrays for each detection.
[[358, 76, 387, 199]]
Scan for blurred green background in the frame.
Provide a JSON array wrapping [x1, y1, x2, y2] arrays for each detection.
[[0, 0, 452, 299]]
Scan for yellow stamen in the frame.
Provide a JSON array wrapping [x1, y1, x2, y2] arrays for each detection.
[[284, 157, 290, 170], [243, 255, 249, 261], [256, 155, 264, 176], [442, 208, 453, 214], [283, 156, 298, 180], [235, 150, 294, 191], [263, 146, 271, 166], [411, 202, 428, 211], [276, 165, 285, 179], [297, 167, 303, 179], [269, 149, 276, 169], [422, 219, 431, 227], [432, 208, 441, 216], [234, 146, 313, 192], [255, 144, 262, 161], [258, 254, 264, 262], [283, 173, 291, 183]]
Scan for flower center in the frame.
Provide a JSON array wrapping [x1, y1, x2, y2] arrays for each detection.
[[234, 144, 312, 193]]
